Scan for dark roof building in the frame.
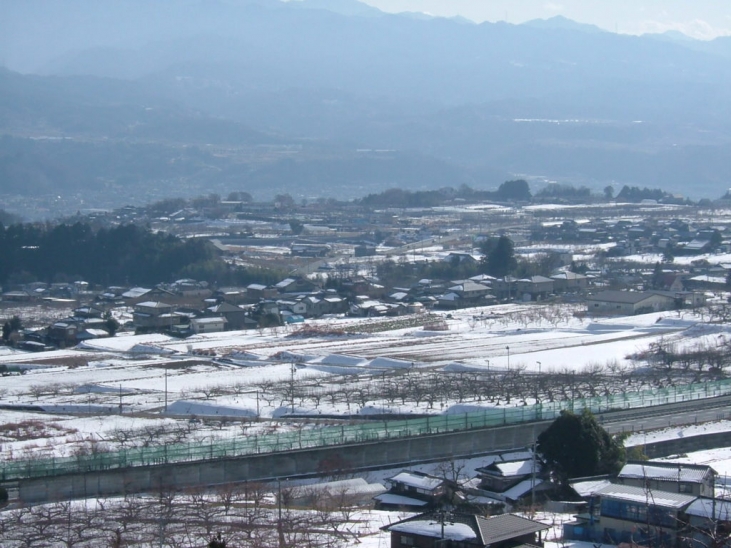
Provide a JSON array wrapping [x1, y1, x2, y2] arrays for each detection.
[[384, 512, 549, 548]]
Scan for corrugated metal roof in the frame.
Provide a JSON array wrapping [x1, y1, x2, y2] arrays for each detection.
[[685, 497, 731, 520], [619, 462, 712, 483], [476, 513, 549, 545], [598, 483, 696, 509], [570, 478, 612, 497]]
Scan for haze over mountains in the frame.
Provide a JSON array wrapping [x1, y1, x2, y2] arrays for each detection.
[[2, 0, 731, 216]]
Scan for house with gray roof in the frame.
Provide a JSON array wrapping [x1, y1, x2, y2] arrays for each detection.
[[516, 276, 554, 300], [685, 497, 731, 548], [550, 271, 588, 292], [586, 290, 678, 315], [383, 512, 549, 548], [616, 461, 715, 497], [564, 461, 716, 547]]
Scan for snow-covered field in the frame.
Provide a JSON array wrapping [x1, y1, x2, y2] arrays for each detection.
[[0, 304, 726, 461]]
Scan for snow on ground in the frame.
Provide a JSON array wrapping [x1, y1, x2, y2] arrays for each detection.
[[659, 447, 731, 478], [620, 251, 731, 266], [0, 304, 721, 460], [624, 420, 731, 447]]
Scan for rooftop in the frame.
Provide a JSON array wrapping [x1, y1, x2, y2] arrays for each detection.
[[597, 483, 696, 509], [619, 461, 714, 483]]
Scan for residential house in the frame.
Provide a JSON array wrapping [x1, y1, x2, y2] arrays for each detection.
[[275, 277, 320, 294], [475, 457, 540, 494], [655, 273, 686, 292], [1, 290, 32, 302], [73, 306, 103, 319], [213, 287, 248, 304], [246, 283, 277, 302], [47, 321, 79, 348], [341, 277, 386, 299], [491, 277, 519, 300], [565, 463, 716, 548], [170, 279, 211, 297], [445, 280, 493, 307], [207, 302, 252, 330], [586, 290, 679, 316], [322, 295, 347, 315], [615, 461, 716, 498], [292, 295, 329, 318], [684, 497, 731, 548], [550, 271, 588, 292], [515, 276, 554, 300], [133, 301, 180, 332], [383, 512, 549, 548], [190, 317, 227, 334], [594, 483, 695, 547], [679, 239, 713, 255], [374, 471, 448, 510]]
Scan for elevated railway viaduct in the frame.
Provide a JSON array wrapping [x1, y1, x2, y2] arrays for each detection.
[[7, 393, 731, 504]]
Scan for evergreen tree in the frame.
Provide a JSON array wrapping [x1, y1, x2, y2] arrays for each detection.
[[480, 236, 517, 278], [103, 312, 120, 336], [651, 262, 664, 290], [495, 179, 531, 202], [2, 316, 23, 343], [537, 409, 625, 489]]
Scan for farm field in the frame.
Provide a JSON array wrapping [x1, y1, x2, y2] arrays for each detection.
[[0, 304, 727, 462]]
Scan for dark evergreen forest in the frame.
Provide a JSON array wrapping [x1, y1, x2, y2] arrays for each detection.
[[0, 222, 277, 287]]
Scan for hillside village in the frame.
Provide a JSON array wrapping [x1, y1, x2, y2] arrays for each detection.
[[5, 192, 731, 547]]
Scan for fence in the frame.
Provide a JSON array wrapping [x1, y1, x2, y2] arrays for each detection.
[[3, 378, 730, 482]]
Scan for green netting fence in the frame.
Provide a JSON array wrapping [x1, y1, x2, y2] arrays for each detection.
[[2, 379, 730, 482]]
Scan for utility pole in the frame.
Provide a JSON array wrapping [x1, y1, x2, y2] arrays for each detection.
[[506, 346, 510, 371], [531, 441, 537, 516], [164, 367, 168, 412], [278, 478, 285, 548], [290, 361, 297, 415]]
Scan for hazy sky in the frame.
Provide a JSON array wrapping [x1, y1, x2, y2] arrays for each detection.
[[358, 0, 731, 39]]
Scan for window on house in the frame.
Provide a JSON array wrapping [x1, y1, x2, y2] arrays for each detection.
[[400, 536, 414, 546]]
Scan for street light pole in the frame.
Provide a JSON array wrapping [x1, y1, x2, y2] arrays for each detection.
[[506, 346, 510, 371], [164, 367, 168, 412]]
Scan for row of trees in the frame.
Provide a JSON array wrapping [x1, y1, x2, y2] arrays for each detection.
[[359, 180, 532, 208], [0, 481, 368, 547], [358, 181, 687, 208]]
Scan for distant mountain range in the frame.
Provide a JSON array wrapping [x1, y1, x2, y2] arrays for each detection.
[[1, 0, 731, 209]]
